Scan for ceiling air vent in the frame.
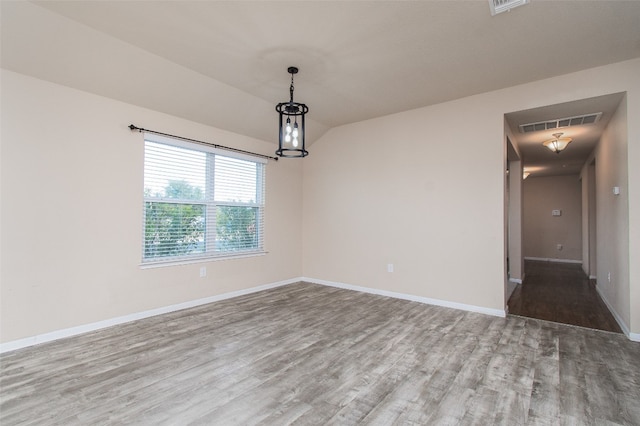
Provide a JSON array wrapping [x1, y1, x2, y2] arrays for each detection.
[[489, 0, 529, 16], [519, 113, 602, 134]]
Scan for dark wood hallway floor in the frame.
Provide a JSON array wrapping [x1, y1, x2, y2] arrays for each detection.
[[508, 260, 622, 333]]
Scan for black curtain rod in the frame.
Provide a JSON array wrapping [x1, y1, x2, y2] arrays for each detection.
[[129, 124, 278, 161]]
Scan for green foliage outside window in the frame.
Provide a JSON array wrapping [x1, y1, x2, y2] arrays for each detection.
[[144, 179, 258, 259], [144, 180, 205, 259], [216, 206, 258, 251]]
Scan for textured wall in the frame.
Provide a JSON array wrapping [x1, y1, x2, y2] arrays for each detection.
[[523, 175, 583, 261], [1, 70, 304, 342]]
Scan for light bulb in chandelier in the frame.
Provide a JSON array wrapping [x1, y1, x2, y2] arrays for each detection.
[[284, 118, 292, 142], [292, 122, 299, 146]]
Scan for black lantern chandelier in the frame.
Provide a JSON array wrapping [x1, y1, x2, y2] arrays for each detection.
[[276, 66, 309, 158]]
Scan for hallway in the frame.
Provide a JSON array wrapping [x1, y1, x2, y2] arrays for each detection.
[[508, 260, 622, 333]]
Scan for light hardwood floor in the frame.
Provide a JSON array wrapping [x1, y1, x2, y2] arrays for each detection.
[[1, 283, 639, 425]]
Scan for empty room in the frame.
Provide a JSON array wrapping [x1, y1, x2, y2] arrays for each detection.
[[1, 1, 640, 424]]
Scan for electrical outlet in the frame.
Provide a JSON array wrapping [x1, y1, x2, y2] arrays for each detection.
[[557, 244, 563, 251], [200, 267, 207, 278], [387, 263, 394, 273]]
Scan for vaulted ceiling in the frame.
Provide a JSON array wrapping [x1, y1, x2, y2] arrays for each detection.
[[2, 1, 640, 175]]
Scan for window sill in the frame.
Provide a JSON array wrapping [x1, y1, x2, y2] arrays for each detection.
[[139, 251, 267, 269]]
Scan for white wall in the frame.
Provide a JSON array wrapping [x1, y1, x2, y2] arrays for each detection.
[[303, 101, 506, 312], [3, 59, 640, 344], [592, 95, 631, 332], [523, 175, 582, 262], [303, 58, 640, 336], [581, 162, 597, 278], [0, 70, 303, 343], [506, 126, 524, 286], [507, 160, 523, 277]]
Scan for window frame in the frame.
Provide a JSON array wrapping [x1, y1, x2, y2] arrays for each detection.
[[141, 133, 266, 267]]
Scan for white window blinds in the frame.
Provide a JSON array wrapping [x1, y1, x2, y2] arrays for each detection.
[[143, 135, 265, 264]]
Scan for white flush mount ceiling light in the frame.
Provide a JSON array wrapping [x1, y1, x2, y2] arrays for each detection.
[[543, 132, 573, 154], [489, 0, 529, 16]]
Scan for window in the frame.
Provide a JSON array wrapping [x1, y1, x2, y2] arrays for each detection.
[[143, 134, 265, 264]]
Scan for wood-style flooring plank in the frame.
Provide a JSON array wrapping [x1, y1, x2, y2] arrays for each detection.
[[1, 282, 639, 425]]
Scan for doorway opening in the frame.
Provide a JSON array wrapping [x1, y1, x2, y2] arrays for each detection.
[[503, 92, 627, 333]]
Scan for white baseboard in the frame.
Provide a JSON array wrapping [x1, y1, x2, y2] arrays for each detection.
[[594, 284, 638, 341], [303, 277, 506, 318], [525, 257, 582, 264], [0, 278, 298, 354], [508, 273, 525, 285], [0, 277, 506, 353], [6, 275, 633, 354]]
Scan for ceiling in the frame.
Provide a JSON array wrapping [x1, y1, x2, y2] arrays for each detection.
[[2, 1, 640, 176], [505, 92, 626, 177]]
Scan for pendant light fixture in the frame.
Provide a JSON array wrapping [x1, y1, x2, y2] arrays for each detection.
[[276, 66, 309, 158], [543, 132, 572, 154]]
